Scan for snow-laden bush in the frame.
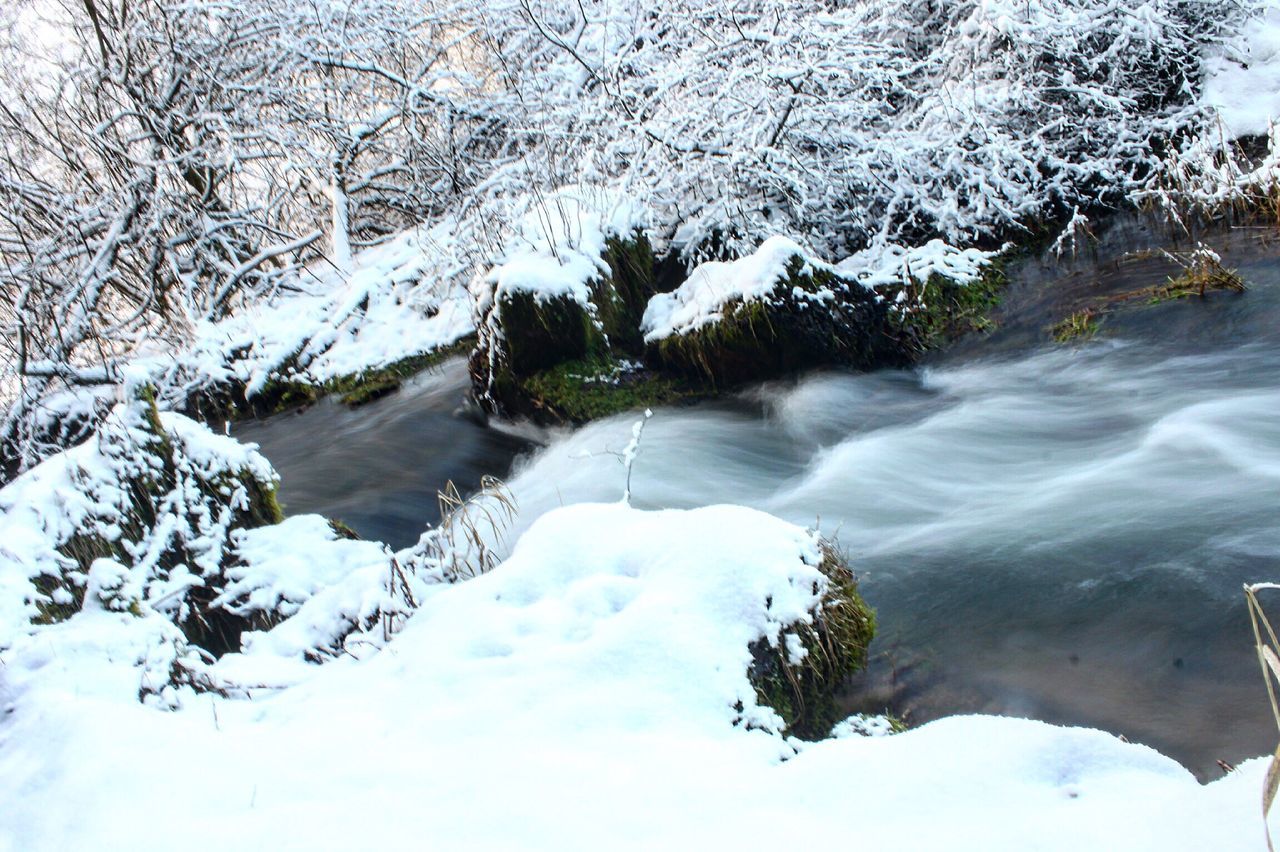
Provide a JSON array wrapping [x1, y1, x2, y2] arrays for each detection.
[[479, 0, 1255, 260], [0, 381, 283, 649]]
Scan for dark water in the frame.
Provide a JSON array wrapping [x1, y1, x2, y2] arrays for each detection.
[[232, 358, 533, 545], [239, 218, 1280, 780]]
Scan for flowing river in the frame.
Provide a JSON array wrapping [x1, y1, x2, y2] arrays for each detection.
[[235, 217, 1280, 780]]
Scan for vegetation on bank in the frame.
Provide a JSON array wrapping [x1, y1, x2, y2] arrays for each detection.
[[747, 540, 877, 740], [1048, 241, 1248, 344]]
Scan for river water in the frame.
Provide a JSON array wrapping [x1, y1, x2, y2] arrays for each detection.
[[235, 218, 1280, 779]]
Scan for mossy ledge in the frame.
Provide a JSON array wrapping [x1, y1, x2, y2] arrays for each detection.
[[520, 355, 698, 422], [746, 540, 877, 740]]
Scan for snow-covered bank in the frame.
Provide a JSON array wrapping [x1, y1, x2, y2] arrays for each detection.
[[0, 500, 1274, 850], [152, 224, 476, 407]]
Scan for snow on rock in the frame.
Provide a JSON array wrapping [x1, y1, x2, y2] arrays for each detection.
[[1202, 2, 1280, 138], [469, 186, 654, 414], [641, 236, 830, 341], [1, 500, 1276, 850], [473, 186, 647, 314], [642, 236, 999, 345], [214, 515, 403, 668]]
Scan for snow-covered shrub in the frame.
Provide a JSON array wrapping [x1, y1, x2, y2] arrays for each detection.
[[480, 0, 1253, 260], [0, 381, 282, 651]]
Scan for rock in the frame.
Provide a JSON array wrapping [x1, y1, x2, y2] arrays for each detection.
[[470, 231, 666, 420], [642, 241, 909, 387], [746, 539, 876, 740]]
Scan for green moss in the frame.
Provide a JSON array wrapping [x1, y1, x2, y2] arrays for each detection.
[[748, 540, 877, 740], [884, 256, 1009, 356], [650, 298, 777, 387], [521, 355, 696, 423], [327, 518, 362, 540], [498, 291, 607, 378], [1051, 308, 1103, 343], [475, 289, 617, 419], [337, 377, 399, 407]]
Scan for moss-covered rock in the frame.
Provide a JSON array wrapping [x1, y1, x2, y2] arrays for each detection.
[[647, 255, 909, 388], [596, 232, 660, 355], [520, 355, 697, 423], [470, 232, 666, 422], [747, 540, 877, 740]]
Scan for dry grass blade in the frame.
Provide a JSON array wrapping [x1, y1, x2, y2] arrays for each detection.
[[374, 477, 518, 644], [1245, 583, 1280, 852], [431, 476, 517, 581]]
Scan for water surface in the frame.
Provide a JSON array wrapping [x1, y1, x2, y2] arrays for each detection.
[[241, 219, 1280, 779], [232, 358, 532, 543]]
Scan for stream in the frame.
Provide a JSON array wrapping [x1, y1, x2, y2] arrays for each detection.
[[234, 217, 1280, 780]]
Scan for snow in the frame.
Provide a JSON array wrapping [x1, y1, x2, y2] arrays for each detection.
[[148, 222, 476, 408], [476, 186, 647, 314], [218, 515, 390, 621], [1, 500, 1278, 849], [1202, 3, 1280, 137], [641, 236, 835, 341], [836, 239, 1002, 290]]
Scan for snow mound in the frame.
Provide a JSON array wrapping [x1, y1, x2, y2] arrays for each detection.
[[2, 501, 1275, 849], [1202, 3, 1280, 138]]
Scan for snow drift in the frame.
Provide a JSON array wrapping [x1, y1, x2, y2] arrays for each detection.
[[1, 501, 1275, 850]]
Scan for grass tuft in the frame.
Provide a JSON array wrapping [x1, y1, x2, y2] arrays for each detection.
[[1051, 308, 1102, 344]]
